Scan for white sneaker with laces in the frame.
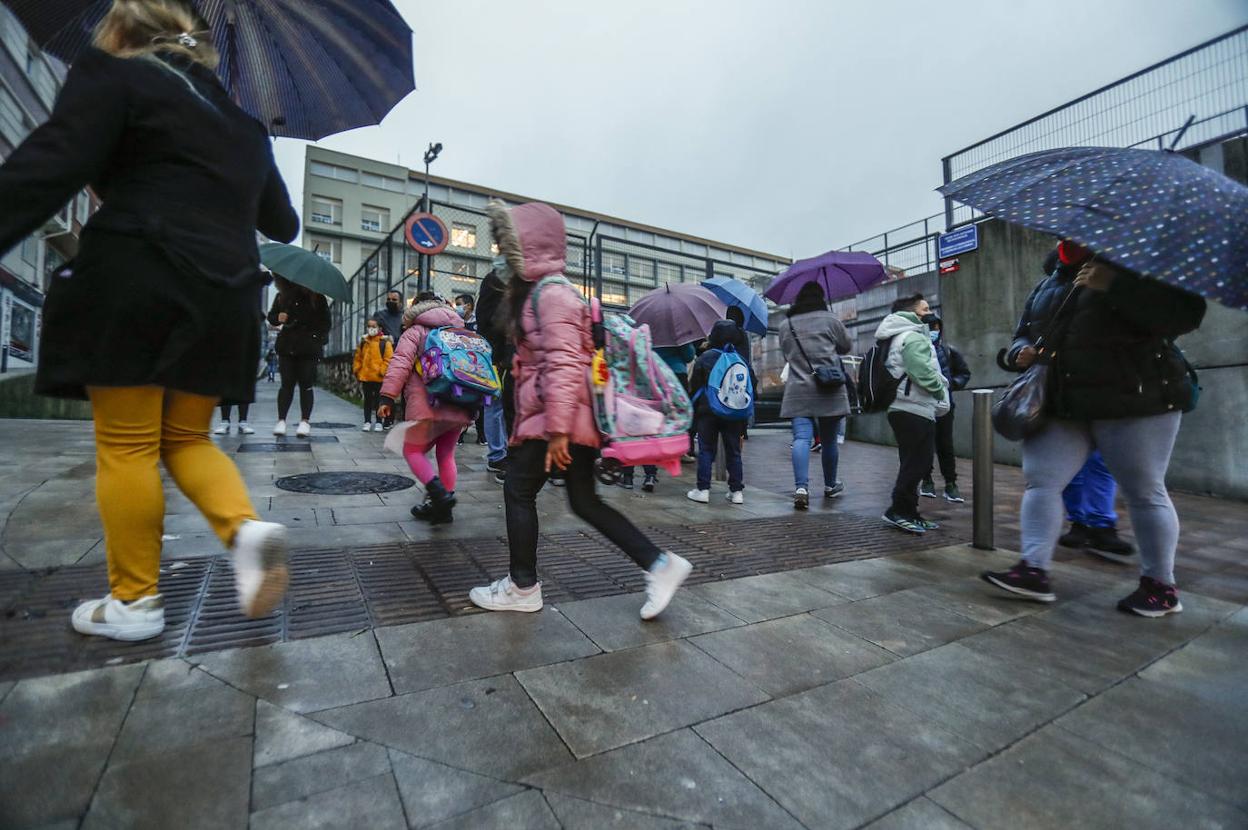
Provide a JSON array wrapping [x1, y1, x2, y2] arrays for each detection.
[[238, 422, 255, 435], [726, 490, 744, 505], [362, 422, 372, 431], [468, 576, 543, 612], [686, 488, 710, 503], [296, 421, 311, 438], [273, 420, 287, 436], [373, 422, 384, 432], [640, 553, 692, 620], [72, 594, 165, 641], [213, 422, 230, 435], [230, 520, 289, 618]]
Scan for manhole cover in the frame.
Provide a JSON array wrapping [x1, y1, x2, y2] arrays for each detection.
[[312, 422, 356, 429], [275, 472, 415, 495], [238, 443, 312, 453]]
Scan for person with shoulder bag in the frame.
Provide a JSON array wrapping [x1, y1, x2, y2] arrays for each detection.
[[268, 277, 331, 437]]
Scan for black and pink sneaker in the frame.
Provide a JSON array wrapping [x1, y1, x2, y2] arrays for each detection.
[[1117, 576, 1183, 618], [981, 560, 1056, 603]]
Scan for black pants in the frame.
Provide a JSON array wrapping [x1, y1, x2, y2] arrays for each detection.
[[219, 402, 250, 421], [504, 439, 662, 588], [361, 381, 381, 421], [696, 413, 745, 491], [888, 411, 936, 520], [277, 354, 317, 421], [927, 410, 957, 484]]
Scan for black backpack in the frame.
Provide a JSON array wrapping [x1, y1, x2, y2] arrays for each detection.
[[858, 335, 901, 413]]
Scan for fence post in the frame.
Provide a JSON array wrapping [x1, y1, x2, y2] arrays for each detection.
[[941, 157, 954, 231], [971, 389, 994, 550]]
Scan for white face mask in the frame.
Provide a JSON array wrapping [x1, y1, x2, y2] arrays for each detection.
[[367, 327, 379, 337]]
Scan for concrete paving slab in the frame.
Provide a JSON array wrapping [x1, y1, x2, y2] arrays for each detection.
[[389, 749, 524, 829], [912, 578, 1053, 625], [1055, 676, 1248, 808], [930, 726, 1248, 829], [798, 557, 937, 600], [690, 613, 894, 696], [695, 678, 984, 830], [556, 591, 745, 652], [526, 729, 803, 830], [111, 670, 254, 762], [196, 631, 391, 713], [1136, 617, 1248, 708], [861, 797, 973, 830], [4, 536, 101, 569], [888, 544, 1014, 579], [853, 642, 1086, 753], [252, 740, 389, 811], [250, 771, 407, 830], [517, 640, 770, 758], [313, 675, 573, 780], [0, 664, 144, 828], [375, 609, 599, 694], [285, 523, 410, 550], [812, 589, 989, 657], [329, 505, 422, 526], [254, 699, 357, 767], [83, 735, 253, 830], [545, 793, 709, 829], [427, 789, 560, 830], [689, 571, 850, 623]]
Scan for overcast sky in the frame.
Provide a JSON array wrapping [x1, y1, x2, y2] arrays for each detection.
[[272, 0, 1246, 260]]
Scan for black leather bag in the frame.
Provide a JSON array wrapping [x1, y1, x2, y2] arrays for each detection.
[[789, 320, 844, 391], [992, 287, 1080, 441]]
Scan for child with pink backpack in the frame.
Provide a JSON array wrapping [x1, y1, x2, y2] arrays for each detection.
[[468, 200, 693, 619]]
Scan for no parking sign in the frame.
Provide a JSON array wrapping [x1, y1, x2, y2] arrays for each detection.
[[404, 212, 450, 255]]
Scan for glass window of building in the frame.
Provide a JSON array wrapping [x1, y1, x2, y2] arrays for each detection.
[[361, 171, 404, 191], [309, 161, 359, 183], [361, 205, 389, 232], [0, 85, 28, 146], [307, 236, 341, 264], [19, 236, 37, 266], [628, 256, 656, 284], [450, 223, 477, 250], [76, 192, 90, 225], [657, 263, 682, 283], [602, 252, 626, 275], [600, 283, 628, 306], [310, 196, 342, 226], [683, 263, 707, 282], [449, 258, 477, 277], [8, 300, 35, 361], [566, 245, 584, 271]]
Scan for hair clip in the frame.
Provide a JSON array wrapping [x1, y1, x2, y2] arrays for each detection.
[[175, 32, 199, 48]]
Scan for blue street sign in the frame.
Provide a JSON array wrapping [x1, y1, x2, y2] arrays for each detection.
[[405, 212, 449, 255], [938, 225, 979, 259]]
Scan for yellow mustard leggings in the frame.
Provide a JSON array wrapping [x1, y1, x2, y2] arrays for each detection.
[[88, 386, 258, 602]]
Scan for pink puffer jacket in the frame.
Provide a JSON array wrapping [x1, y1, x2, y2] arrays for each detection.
[[380, 302, 473, 434]]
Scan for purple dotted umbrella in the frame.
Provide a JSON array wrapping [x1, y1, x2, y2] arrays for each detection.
[[629, 283, 727, 347], [939, 146, 1248, 311], [764, 251, 888, 305]]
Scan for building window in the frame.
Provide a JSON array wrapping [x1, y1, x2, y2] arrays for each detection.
[[309, 161, 359, 183], [450, 223, 477, 250], [628, 256, 656, 284], [307, 237, 341, 264], [448, 257, 477, 278], [8, 300, 35, 362], [361, 171, 405, 192], [19, 236, 38, 266], [361, 205, 389, 232], [657, 263, 682, 283], [75, 192, 90, 225], [602, 252, 626, 276], [566, 245, 584, 272], [310, 196, 342, 226], [684, 264, 707, 283], [600, 283, 628, 306]]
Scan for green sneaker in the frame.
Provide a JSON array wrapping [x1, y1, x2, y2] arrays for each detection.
[[919, 479, 937, 498], [944, 483, 964, 503]]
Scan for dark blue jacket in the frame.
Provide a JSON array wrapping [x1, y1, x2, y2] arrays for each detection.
[[689, 320, 756, 416]]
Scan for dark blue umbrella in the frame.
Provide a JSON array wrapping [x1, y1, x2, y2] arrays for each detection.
[[939, 146, 1248, 311], [702, 276, 769, 336], [7, 0, 415, 141]]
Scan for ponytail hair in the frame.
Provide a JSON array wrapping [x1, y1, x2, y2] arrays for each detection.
[[93, 0, 219, 70]]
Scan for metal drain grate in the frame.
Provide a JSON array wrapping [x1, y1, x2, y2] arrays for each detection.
[[237, 443, 312, 453], [311, 422, 357, 429], [0, 512, 949, 681], [275, 472, 415, 495]]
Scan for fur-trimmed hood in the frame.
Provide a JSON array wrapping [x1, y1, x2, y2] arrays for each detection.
[[487, 199, 565, 282], [402, 299, 462, 329]]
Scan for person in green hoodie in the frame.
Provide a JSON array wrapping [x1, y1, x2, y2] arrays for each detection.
[[874, 293, 950, 534]]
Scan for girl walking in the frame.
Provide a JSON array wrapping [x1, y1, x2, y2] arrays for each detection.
[[377, 300, 472, 525], [353, 318, 393, 431], [468, 201, 691, 619]]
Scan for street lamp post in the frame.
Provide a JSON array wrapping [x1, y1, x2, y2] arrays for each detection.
[[420, 142, 442, 294]]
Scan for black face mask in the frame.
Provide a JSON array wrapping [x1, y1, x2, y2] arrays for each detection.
[[920, 313, 939, 325], [386, 301, 400, 312]]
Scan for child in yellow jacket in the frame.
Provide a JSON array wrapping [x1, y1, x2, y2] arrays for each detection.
[[353, 318, 394, 431]]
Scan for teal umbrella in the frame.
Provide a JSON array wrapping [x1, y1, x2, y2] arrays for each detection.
[[260, 243, 351, 303]]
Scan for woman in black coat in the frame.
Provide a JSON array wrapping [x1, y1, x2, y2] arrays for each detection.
[[268, 277, 331, 437], [0, 1, 298, 641]]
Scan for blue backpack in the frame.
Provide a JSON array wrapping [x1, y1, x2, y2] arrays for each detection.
[[697, 344, 753, 420]]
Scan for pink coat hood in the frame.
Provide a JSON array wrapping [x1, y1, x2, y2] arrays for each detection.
[[380, 301, 473, 432], [487, 200, 566, 282]]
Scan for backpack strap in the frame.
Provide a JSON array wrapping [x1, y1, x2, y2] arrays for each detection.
[[528, 275, 578, 333]]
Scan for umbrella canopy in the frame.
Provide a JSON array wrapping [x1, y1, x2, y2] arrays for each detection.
[[702, 276, 769, 336], [939, 146, 1248, 311], [8, 0, 415, 141], [260, 243, 350, 302], [629, 283, 727, 347], [765, 251, 887, 305]]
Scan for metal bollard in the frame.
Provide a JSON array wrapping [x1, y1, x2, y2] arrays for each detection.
[[971, 389, 995, 550]]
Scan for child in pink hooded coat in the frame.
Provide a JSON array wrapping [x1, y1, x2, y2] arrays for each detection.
[[467, 201, 692, 619], [377, 299, 473, 524]]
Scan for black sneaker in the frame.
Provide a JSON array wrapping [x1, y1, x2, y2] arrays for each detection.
[[1059, 522, 1090, 549], [486, 459, 508, 474], [1085, 526, 1136, 564], [642, 474, 657, 492], [824, 481, 846, 499], [794, 488, 809, 510], [919, 479, 937, 498], [618, 477, 635, 490], [882, 510, 926, 535], [944, 483, 964, 503], [981, 561, 1056, 602], [1117, 576, 1182, 618]]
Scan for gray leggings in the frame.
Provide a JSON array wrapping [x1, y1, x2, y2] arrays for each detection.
[[1020, 413, 1181, 584]]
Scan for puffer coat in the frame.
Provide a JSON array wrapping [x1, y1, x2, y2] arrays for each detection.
[[379, 302, 473, 440], [353, 334, 393, 383]]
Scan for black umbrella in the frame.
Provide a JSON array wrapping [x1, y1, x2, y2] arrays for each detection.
[[7, 0, 415, 141]]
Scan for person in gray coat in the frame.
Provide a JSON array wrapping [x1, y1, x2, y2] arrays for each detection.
[[779, 282, 852, 509]]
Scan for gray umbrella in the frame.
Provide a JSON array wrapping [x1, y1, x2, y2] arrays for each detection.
[[629, 283, 728, 347]]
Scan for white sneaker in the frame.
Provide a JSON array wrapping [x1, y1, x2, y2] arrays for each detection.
[[640, 553, 692, 620], [213, 422, 230, 435], [296, 420, 311, 438], [373, 422, 384, 432], [238, 422, 255, 435], [686, 488, 710, 503], [468, 576, 544, 612], [273, 420, 287, 436], [230, 520, 289, 618], [72, 594, 165, 641], [362, 422, 372, 431], [726, 490, 744, 505]]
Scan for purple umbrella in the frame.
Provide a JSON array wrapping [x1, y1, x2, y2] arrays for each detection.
[[629, 283, 728, 347], [765, 251, 887, 305]]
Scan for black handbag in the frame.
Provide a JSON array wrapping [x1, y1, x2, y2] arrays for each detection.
[[789, 319, 845, 391], [992, 287, 1080, 441]]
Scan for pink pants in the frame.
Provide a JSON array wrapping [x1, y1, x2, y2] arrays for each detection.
[[402, 428, 459, 490]]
